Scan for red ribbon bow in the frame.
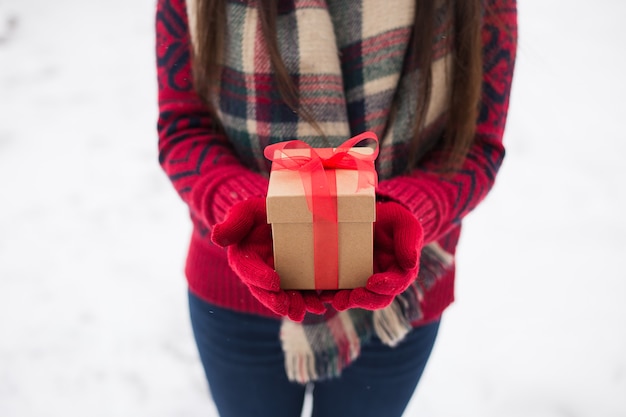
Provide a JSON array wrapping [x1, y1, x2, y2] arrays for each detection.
[[264, 132, 379, 289]]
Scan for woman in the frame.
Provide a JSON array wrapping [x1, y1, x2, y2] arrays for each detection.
[[156, 0, 517, 416]]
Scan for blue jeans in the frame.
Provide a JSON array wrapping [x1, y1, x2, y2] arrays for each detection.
[[189, 292, 439, 417]]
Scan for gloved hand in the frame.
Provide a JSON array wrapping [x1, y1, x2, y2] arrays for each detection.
[[323, 201, 424, 311], [211, 197, 326, 322]]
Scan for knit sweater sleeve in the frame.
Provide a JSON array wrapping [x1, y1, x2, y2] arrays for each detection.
[[156, 0, 268, 228], [376, 0, 517, 244]]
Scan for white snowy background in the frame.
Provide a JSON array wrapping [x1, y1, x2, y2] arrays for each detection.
[[1, 0, 624, 416]]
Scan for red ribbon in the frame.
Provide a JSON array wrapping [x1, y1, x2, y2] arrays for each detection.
[[264, 132, 379, 289]]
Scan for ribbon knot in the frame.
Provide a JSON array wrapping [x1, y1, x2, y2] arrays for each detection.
[[264, 131, 379, 206]]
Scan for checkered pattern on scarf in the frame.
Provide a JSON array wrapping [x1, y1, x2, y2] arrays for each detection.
[[186, 0, 453, 180]]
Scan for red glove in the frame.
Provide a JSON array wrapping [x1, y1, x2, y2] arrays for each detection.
[[211, 197, 326, 322], [323, 201, 424, 311]]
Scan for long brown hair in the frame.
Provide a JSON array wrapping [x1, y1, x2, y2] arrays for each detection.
[[190, 0, 483, 171]]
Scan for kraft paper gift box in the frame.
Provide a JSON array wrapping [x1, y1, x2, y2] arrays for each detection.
[[264, 135, 378, 290]]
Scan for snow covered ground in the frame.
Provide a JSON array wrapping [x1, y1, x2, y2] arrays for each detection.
[[1, 0, 624, 416]]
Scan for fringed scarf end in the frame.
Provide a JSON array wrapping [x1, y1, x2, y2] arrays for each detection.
[[373, 300, 413, 347], [281, 310, 364, 384]]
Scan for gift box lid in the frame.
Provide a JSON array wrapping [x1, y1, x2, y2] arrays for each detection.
[[266, 147, 376, 224]]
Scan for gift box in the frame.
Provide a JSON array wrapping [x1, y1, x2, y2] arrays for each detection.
[[264, 133, 379, 290]]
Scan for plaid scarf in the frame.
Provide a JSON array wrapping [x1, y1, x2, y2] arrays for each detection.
[[186, 0, 455, 382], [186, 0, 453, 180]]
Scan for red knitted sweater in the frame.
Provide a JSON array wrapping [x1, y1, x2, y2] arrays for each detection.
[[155, 0, 517, 322]]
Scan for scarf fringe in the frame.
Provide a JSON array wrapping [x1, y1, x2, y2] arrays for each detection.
[[372, 300, 413, 347], [281, 311, 366, 384], [281, 300, 415, 383]]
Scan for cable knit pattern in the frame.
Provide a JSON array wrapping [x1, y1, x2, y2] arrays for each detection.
[[155, 0, 517, 321]]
